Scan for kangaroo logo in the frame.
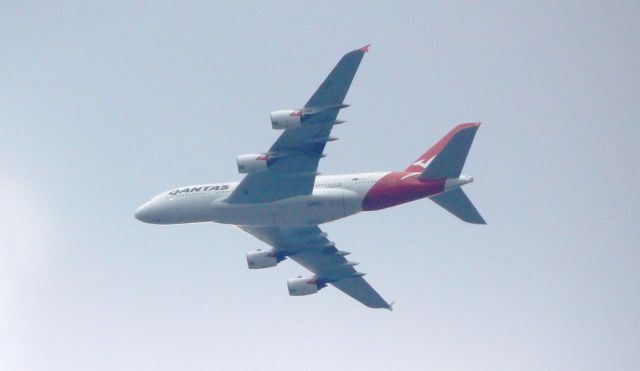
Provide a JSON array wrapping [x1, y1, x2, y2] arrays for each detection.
[[412, 158, 433, 169]]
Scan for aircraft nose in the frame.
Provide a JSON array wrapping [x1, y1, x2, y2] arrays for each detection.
[[135, 202, 155, 223]]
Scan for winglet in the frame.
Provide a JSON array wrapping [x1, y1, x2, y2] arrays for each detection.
[[359, 44, 371, 52], [387, 301, 395, 312]]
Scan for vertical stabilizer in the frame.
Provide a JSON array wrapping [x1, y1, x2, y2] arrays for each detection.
[[417, 123, 480, 180]]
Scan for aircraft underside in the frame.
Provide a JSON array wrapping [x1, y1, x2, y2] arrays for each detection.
[[210, 188, 363, 227], [135, 45, 485, 309]]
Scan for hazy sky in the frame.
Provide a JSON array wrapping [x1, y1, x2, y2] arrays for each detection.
[[2, 2, 639, 370]]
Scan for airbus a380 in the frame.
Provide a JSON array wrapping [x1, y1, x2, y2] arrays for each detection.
[[135, 45, 485, 310]]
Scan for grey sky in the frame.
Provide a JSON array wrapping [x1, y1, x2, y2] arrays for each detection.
[[2, 1, 639, 370]]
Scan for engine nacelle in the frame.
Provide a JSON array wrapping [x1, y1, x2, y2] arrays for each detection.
[[237, 154, 269, 174], [287, 277, 319, 296], [270, 110, 302, 130], [246, 250, 279, 269]]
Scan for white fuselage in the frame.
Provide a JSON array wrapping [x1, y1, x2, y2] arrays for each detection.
[[135, 172, 389, 226]]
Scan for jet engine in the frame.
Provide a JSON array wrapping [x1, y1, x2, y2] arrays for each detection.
[[246, 250, 279, 269], [236, 154, 269, 174], [287, 277, 320, 296], [270, 110, 302, 130]]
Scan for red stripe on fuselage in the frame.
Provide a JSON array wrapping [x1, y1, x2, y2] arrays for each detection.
[[362, 172, 445, 211]]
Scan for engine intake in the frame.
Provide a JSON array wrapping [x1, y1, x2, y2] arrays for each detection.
[[270, 110, 302, 130], [287, 277, 320, 296], [237, 154, 269, 174], [246, 250, 279, 269]]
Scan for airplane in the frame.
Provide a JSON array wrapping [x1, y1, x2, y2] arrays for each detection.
[[135, 45, 485, 310]]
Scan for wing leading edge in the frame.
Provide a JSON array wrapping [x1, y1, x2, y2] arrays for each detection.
[[225, 46, 370, 204], [237, 225, 392, 310]]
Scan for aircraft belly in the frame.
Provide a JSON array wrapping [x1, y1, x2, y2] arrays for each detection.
[[212, 188, 362, 226], [171, 197, 217, 224]]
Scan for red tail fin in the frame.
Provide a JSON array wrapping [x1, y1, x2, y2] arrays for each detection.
[[404, 123, 481, 173]]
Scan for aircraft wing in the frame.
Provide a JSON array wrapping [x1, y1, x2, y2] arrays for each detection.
[[237, 225, 392, 310], [225, 45, 370, 204]]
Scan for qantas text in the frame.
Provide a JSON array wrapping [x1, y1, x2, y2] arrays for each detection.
[[169, 185, 229, 195]]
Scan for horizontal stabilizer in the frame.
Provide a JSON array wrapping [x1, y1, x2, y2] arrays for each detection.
[[430, 188, 486, 224]]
